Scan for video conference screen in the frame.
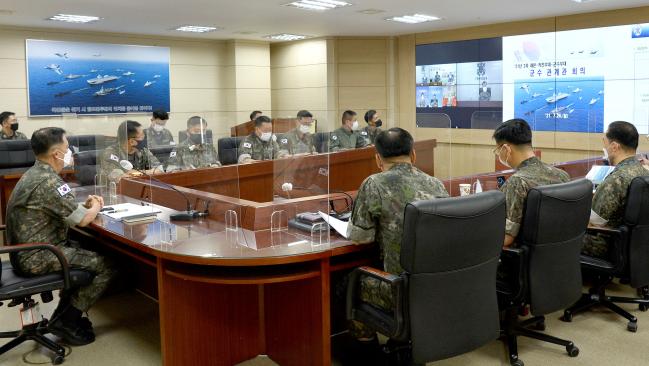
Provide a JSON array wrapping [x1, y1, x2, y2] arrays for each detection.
[[416, 23, 649, 134]]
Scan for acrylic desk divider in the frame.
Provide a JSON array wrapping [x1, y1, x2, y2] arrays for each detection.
[[310, 222, 328, 247], [225, 209, 239, 232]]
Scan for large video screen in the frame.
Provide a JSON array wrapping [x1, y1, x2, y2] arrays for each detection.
[[416, 23, 649, 133]]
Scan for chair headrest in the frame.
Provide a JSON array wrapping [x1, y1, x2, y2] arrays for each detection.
[[625, 176, 649, 226]]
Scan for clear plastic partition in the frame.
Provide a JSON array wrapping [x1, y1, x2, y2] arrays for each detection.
[[411, 111, 452, 194]]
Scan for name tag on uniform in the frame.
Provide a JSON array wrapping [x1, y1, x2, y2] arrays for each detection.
[[170, 151, 177, 158], [280, 138, 288, 144], [331, 135, 338, 140], [361, 131, 368, 136], [57, 184, 71, 196], [110, 154, 119, 162], [243, 142, 252, 148]]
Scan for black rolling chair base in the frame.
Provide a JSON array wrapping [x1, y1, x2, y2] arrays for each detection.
[[562, 283, 649, 332], [0, 320, 66, 365], [501, 312, 579, 366]]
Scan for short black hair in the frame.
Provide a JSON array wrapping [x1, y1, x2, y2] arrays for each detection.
[[0, 111, 15, 125], [374, 128, 414, 158], [187, 116, 207, 128], [250, 110, 263, 121], [31, 127, 66, 156], [606, 121, 639, 150], [152, 110, 169, 120], [255, 115, 272, 127], [297, 110, 312, 119], [364, 109, 377, 123], [118, 120, 142, 143], [342, 110, 356, 124], [493, 119, 532, 146]]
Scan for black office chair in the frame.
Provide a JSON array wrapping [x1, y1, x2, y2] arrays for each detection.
[[67, 135, 105, 153], [0, 140, 35, 169], [314, 132, 330, 153], [562, 176, 649, 332], [217, 137, 244, 165], [149, 146, 175, 166], [73, 150, 102, 186], [0, 226, 93, 364], [498, 178, 592, 366], [347, 191, 506, 365]]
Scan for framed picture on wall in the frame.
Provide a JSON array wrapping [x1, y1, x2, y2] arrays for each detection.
[[25, 39, 171, 117]]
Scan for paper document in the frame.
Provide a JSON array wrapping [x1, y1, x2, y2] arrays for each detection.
[[585, 165, 615, 185], [318, 211, 349, 239], [101, 203, 161, 220], [589, 209, 608, 226]]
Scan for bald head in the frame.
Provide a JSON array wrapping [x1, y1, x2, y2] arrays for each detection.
[[375, 128, 414, 158]]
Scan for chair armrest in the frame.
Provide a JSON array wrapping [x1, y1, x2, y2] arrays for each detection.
[[0, 243, 71, 290], [0, 225, 5, 231], [585, 226, 627, 272], [499, 247, 528, 304], [346, 266, 407, 339]]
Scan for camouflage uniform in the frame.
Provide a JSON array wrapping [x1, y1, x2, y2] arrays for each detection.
[[170, 142, 221, 169], [238, 133, 288, 163], [501, 157, 570, 240], [145, 126, 175, 147], [582, 157, 648, 259], [6, 160, 116, 312], [279, 128, 316, 155], [329, 127, 368, 152], [347, 163, 449, 338], [1, 130, 28, 140], [360, 126, 381, 145], [98, 144, 161, 180]]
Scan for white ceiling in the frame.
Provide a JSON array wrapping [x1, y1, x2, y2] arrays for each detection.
[[0, 0, 647, 41]]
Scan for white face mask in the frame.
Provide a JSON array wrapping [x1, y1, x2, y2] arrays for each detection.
[[497, 145, 511, 169], [299, 124, 311, 134], [153, 124, 164, 132], [57, 149, 73, 166], [260, 132, 272, 142], [351, 120, 359, 131]]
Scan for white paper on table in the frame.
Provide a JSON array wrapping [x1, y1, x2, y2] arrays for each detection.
[[590, 209, 608, 226], [318, 211, 349, 239], [101, 203, 161, 220]]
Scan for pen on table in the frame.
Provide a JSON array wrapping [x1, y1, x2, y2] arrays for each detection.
[[103, 208, 129, 214]]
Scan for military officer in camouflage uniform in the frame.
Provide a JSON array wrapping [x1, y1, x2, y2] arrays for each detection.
[[347, 127, 449, 341], [6, 127, 116, 345], [145, 110, 175, 147], [278, 110, 316, 155], [0, 111, 27, 140], [99, 120, 162, 181], [583, 121, 649, 259], [493, 119, 570, 247], [360, 109, 383, 145], [329, 110, 368, 152], [168, 116, 221, 169], [238, 116, 288, 163]]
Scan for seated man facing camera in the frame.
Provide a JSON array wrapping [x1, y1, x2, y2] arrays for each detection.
[[169, 116, 221, 170], [582, 121, 649, 259], [99, 120, 162, 180], [7, 127, 116, 345], [238, 116, 288, 163], [493, 119, 570, 247], [347, 127, 448, 347]]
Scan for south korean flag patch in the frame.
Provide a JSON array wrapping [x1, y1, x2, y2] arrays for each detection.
[[331, 135, 338, 140], [243, 142, 252, 149], [170, 151, 177, 158], [57, 184, 71, 197], [110, 154, 119, 162]]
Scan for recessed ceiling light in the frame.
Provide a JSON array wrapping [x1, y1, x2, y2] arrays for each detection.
[[265, 33, 309, 41], [175, 25, 220, 33], [386, 14, 440, 24], [284, 0, 351, 11], [48, 14, 100, 23], [572, 0, 595, 3], [357, 9, 386, 15]]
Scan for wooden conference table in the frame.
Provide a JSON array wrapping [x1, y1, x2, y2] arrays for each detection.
[[68, 141, 436, 366]]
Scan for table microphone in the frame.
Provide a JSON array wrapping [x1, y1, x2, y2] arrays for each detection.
[[119, 160, 206, 221]]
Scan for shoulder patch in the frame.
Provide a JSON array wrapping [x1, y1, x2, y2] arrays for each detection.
[[57, 184, 71, 197], [110, 154, 119, 162], [280, 138, 288, 144], [361, 131, 368, 136], [170, 151, 177, 158], [243, 142, 252, 148], [331, 135, 338, 140]]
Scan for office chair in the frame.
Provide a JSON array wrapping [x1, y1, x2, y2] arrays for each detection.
[[0, 225, 93, 364], [73, 150, 102, 186], [314, 132, 330, 153], [217, 137, 244, 165], [0, 140, 35, 169], [498, 179, 592, 366], [347, 191, 505, 365], [562, 176, 649, 332]]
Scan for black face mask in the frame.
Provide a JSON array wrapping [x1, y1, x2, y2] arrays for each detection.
[[134, 137, 147, 150], [10, 123, 18, 131], [374, 119, 383, 128], [189, 133, 204, 145]]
